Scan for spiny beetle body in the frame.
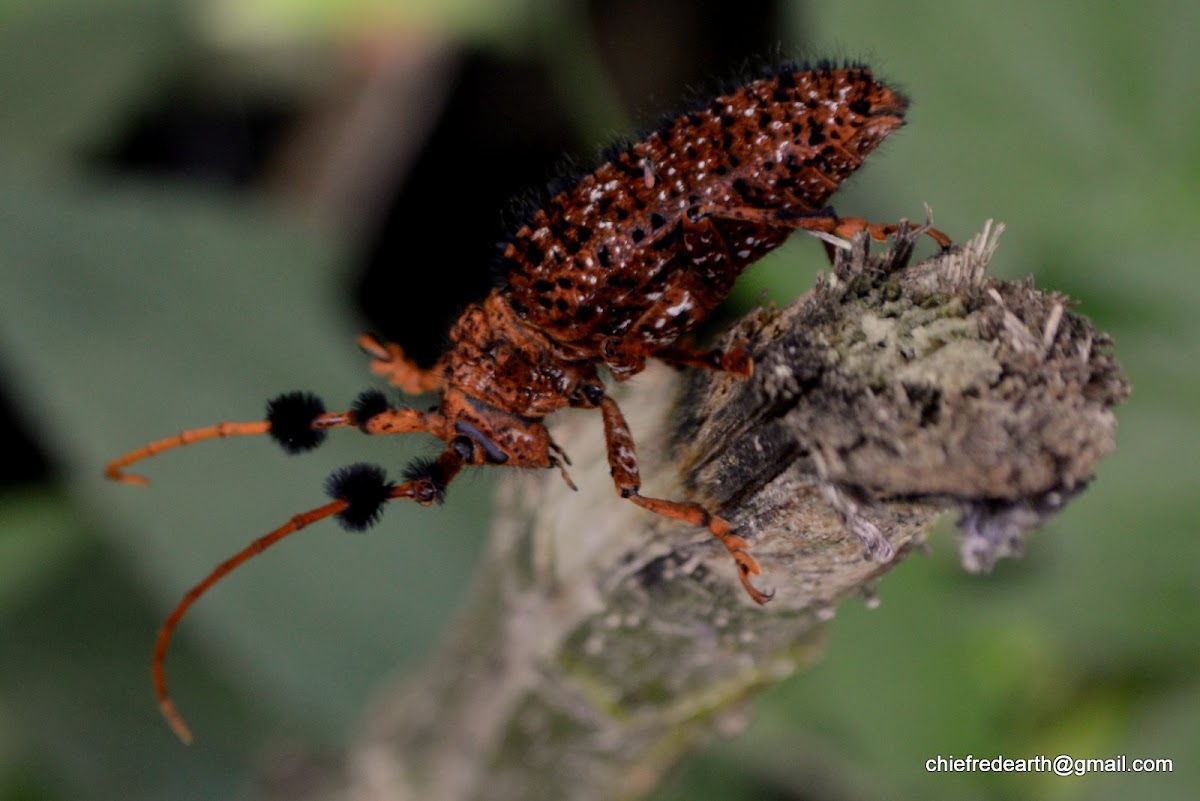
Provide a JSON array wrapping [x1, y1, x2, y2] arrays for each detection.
[[107, 61, 950, 743]]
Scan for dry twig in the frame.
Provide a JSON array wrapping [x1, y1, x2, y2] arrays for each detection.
[[283, 221, 1129, 801]]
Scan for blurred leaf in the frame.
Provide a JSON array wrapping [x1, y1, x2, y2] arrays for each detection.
[[0, 488, 89, 620], [198, 0, 536, 46], [0, 536, 261, 801], [0, 1, 186, 169], [0, 171, 490, 748]]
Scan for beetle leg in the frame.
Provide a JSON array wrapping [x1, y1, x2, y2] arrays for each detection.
[[597, 394, 771, 604], [357, 333, 445, 394], [694, 204, 952, 250], [653, 342, 753, 378], [605, 212, 744, 379], [548, 439, 577, 490], [598, 335, 647, 381]]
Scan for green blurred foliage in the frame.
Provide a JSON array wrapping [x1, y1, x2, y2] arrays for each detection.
[[0, 1, 1196, 800]]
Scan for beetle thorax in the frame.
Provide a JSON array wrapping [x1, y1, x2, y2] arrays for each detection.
[[444, 291, 598, 418]]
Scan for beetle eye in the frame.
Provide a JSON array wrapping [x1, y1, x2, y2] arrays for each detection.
[[454, 420, 510, 464], [450, 435, 476, 462]]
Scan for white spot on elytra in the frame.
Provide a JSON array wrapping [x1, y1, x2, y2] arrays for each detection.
[[666, 296, 694, 316]]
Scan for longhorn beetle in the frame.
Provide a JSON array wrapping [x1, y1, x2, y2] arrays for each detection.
[[107, 61, 951, 743]]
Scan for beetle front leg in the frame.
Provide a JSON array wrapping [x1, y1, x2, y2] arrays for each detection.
[[357, 333, 445, 394], [597, 395, 771, 604]]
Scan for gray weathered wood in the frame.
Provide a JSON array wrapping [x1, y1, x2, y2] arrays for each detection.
[[288, 222, 1128, 801]]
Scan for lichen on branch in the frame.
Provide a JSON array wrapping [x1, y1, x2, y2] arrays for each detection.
[[306, 222, 1129, 801]]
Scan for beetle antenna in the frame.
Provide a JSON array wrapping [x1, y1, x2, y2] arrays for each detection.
[[153, 463, 396, 744], [107, 392, 355, 485]]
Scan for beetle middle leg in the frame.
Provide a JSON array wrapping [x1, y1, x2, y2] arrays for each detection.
[[653, 342, 752, 378], [603, 213, 752, 380], [597, 394, 771, 603]]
